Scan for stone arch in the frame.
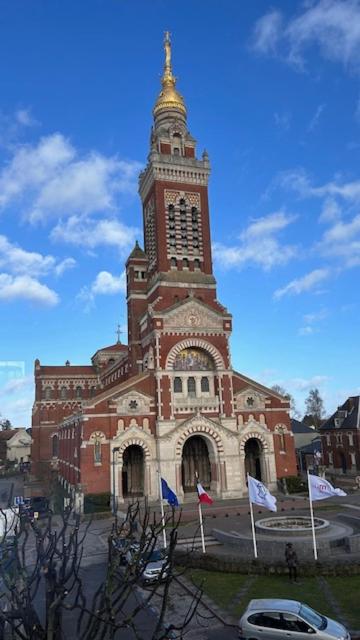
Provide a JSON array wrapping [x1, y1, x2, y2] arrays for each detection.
[[166, 339, 225, 371], [117, 438, 151, 460], [239, 431, 269, 454], [175, 423, 224, 459]]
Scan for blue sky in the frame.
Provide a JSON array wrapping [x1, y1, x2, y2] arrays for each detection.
[[0, 0, 359, 426]]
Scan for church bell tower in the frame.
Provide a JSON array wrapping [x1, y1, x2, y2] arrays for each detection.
[[138, 32, 216, 303]]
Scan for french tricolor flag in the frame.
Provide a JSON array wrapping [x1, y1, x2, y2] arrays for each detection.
[[197, 482, 213, 505]]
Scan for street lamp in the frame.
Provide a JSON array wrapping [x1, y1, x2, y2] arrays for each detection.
[[112, 447, 120, 515]]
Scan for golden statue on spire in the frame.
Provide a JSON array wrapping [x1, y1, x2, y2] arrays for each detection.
[[164, 31, 172, 72], [153, 31, 187, 118]]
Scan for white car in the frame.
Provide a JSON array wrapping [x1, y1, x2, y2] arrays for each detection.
[[239, 599, 350, 640]]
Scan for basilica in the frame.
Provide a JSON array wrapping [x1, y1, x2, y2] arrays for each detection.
[[31, 35, 297, 505]]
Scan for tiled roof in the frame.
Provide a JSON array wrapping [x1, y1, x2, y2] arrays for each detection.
[[319, 396, 360, 431], [95, 343, 128, 353], [38, 365, 95, 375], [0, 430, 18, 440]]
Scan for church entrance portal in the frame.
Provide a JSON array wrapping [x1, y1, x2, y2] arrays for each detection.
[[245, 438, 263, 481], [122, 445, 144, 497], [182, 436, 211, 492]]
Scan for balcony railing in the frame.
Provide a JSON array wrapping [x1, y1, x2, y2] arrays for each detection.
[[173, 395, 219, 412]]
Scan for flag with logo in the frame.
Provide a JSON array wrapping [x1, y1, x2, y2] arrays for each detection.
[[248, 475, 277, 512], [308, 474, 346, 501], [196, 483, 213, 505], [161, 478, 179, 507]]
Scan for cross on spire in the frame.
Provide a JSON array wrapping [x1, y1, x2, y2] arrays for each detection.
[[116, 324, 122, 344]]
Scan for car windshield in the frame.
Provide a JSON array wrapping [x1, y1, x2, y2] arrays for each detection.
[[299, 604, 326, 630], [147, 549, 165, 562]]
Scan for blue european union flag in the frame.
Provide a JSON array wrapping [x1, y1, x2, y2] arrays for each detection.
[[161, 478, 179, 507]]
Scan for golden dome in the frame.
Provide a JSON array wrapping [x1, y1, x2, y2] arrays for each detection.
[[153, 32, 187, 118]]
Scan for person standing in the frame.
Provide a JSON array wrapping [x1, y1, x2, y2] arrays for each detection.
[[285, 542, 298, 583]]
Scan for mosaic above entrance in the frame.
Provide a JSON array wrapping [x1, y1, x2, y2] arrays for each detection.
[[173, 348, 215, 371]]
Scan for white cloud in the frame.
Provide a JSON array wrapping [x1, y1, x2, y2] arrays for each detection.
[[78, 270, 126, 311], [91, 271, 126, 295], [298, 325, 315, 336], [0, 234, 76, 278], [307, 104, 326, 132], [288, 375, 330, 391], [274, 268, 331, 299], [251, 10, 283, 55], [318, 214, 360, 266], [274, 111, 291, 131], [319, 197, 342, 222], [0, 376, 33, 396], [54, 257, 76, 277], [299, 308, 328, 336], [0, 274, 59, 306], [0, 133, 142, 223], [303, 308, 328, 324], [15, 109, 37, 127], [51, 216, 138, 251], [252, 0, 360, 73], [213, 211, 297, 271]]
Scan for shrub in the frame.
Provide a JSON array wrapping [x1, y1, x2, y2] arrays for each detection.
[[84, 492, 111, 514], [281, 475, 307, 494]]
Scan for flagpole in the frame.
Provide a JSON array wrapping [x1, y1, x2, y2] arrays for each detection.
[[247, 473, 258, 559], [195, 471, 206, 554], [157, 470, 167, 549], [198, 501, 206, 554], [307, 470, 318, 560]]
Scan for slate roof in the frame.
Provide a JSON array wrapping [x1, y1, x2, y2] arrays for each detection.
[[319, 395, 360, 431], [298, 437, 322, 455], [291, 419, 317, 434]]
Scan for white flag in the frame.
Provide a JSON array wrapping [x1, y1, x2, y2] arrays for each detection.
[[248, 475, 277, 512], [308, 474, 347, 501]]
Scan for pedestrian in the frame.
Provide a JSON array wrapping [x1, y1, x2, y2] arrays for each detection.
[[285, 542, 298, 583]]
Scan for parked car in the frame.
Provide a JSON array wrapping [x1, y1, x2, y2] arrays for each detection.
[[110, 536, 140, 565], [30, 496, 49, 518], [238, 599, 350, 640], [140, 548, 169, 584]]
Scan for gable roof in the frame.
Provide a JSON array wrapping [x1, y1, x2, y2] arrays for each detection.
[[232, 371, 290, 403], [319, 395, 360, 431]]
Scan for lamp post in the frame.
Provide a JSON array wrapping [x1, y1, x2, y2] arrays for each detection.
[[112, 447, 120, 515]]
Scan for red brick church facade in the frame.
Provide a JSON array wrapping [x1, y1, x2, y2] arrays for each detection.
[[32, 35, 297, 505]]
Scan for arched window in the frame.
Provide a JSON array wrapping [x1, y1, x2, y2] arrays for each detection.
[[201, 377, 210, 393], [168, 204, 175, 220], [90, 386, 96, 396], [183, 258, 189, 268], [187, 377, 196, 398], [52, 435, 59, 458], [279, 433, 286, 452], [60, 386, 67, 400], [94, 439, 102, 464], [194, 259, 201, 270], [75, 386, 82, 399], [173, 147, 180, 155], [174, 377, 182, 393], [170, 257, 177, 268], [44, 386, 52, 400]]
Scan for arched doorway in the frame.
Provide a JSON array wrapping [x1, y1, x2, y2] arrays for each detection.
[[182, 436, 211, 492], [122, 445, 144, 497], [244, 438, 263, 481]]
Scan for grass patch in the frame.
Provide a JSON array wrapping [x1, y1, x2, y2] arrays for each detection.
[[232, 576, 333, 618], [188, 569, 248, 609], [327, 576, 360, 628]]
